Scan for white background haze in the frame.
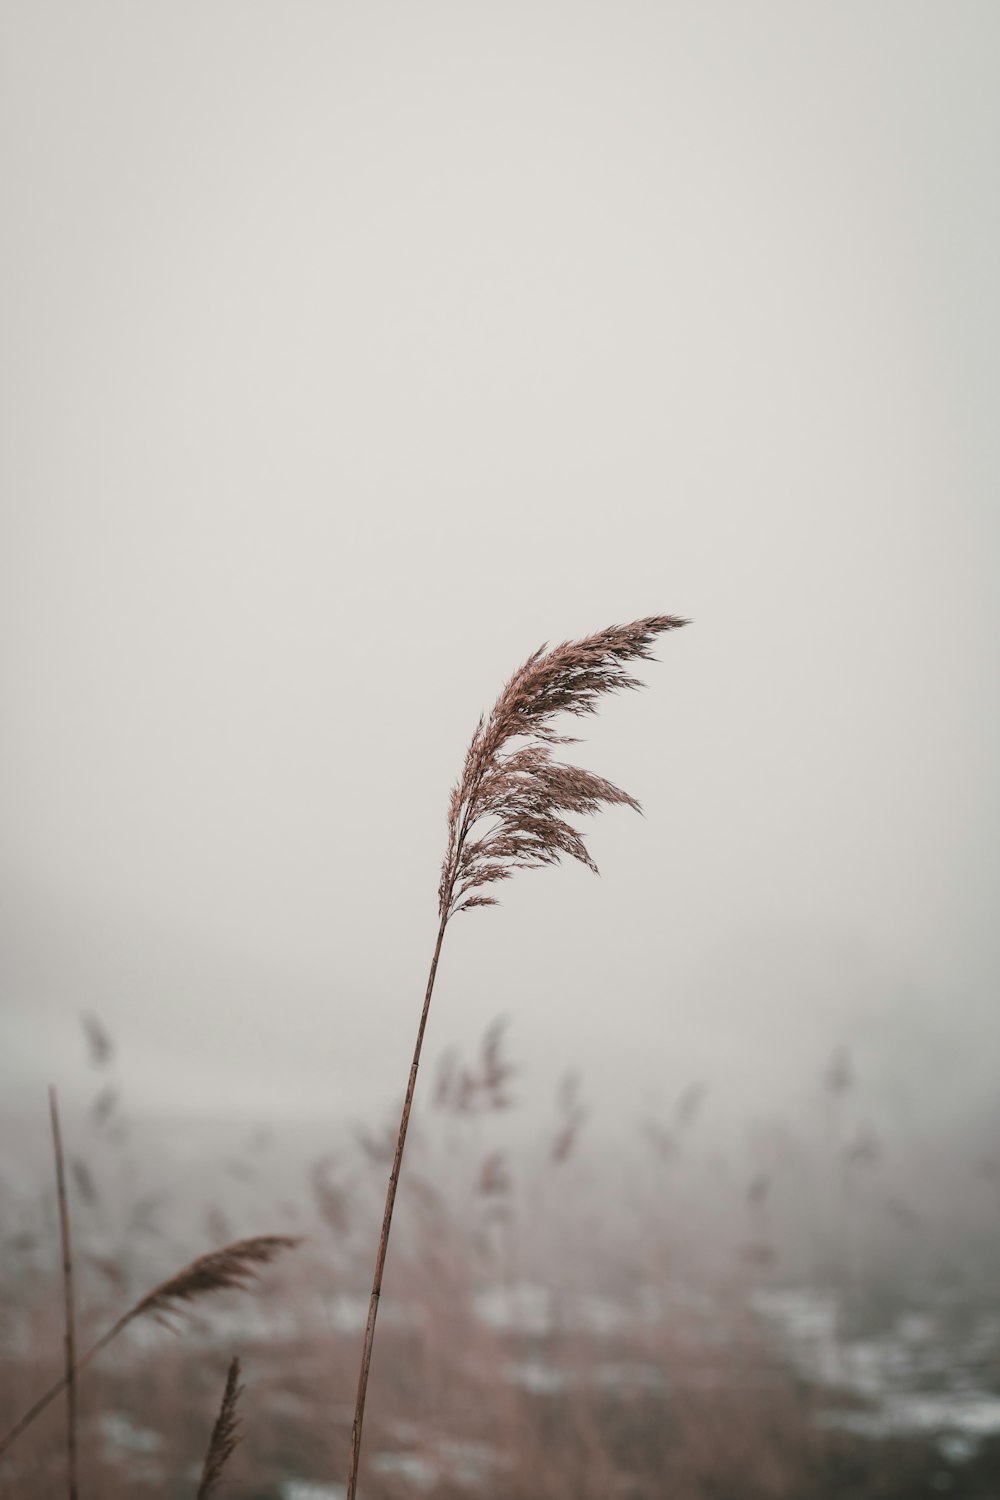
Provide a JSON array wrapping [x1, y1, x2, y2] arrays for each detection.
[[2, 3, 998, 1163]]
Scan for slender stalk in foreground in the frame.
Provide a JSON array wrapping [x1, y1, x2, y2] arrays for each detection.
[[346, 614, 688, 1500], [49, 1086, 78, 1500], [0, 1236, 299, 1459]]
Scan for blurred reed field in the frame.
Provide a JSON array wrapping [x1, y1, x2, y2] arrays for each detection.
[[2, 620, 999, 1498], [3, 1010, 1000, 1500]]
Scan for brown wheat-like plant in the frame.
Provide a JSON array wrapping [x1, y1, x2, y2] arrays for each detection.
[[0, 1236, 300, 1458], [346, 614, 688, 1499]]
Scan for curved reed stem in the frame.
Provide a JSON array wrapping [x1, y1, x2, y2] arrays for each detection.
[[346, 917, 447, 1500]]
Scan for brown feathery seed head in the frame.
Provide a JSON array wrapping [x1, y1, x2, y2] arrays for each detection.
[[133, 1236, 302, 1327], [439, 615, 688, 919]]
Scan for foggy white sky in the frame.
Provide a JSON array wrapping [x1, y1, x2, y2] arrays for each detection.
[[2, 3, 998, 1147]]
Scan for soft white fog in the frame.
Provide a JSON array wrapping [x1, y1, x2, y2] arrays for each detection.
[[2, 3, 998, 1154]]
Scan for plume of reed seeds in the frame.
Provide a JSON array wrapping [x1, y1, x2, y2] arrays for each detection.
[[71, 1157, 99, 1209], [346, 614, 688, 1500], [311, 1158, 350, 1237], [89, 1084, 118, 1129], [433, 1018, 516, 1115], [0, 1236, 300, 1458], [49, 1086, 79, 1500], [80, 1011, 114, 1068], [550, 1071, 587, 1166], [196, 1357, 243, 1499], [122, 1236, 301, 1329]]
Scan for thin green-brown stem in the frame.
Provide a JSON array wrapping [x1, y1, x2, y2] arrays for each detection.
[[346, 915, 449, 1500], [49, 1087, 78, 1500]]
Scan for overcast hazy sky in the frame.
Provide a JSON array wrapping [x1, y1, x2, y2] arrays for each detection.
[[2, 3, 998, 1149]]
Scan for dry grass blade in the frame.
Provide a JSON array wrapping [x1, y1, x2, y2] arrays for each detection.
[[439, 615, 688, 917], [196, 1357, 243, 1499], [0, 1236, 300, 1458]]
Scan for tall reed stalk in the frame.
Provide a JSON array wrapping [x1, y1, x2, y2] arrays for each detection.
[[346, 615, 687, 1499]]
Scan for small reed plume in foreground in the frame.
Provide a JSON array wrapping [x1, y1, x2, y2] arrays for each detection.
[[0, 1235, 300, 1458], [346, 614, 688, 1499], [196, 1357, 244, 1499]]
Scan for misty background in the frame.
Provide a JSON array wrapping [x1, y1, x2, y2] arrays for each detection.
[[2, 3, 998, 1193]]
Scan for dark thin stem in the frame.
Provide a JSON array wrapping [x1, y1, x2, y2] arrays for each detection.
[[49, 1087, 78, 1500], [346, 916, 449, 1500]]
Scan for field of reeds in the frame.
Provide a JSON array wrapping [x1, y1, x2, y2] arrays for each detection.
[[3, 1004, 1000, 1500], [3, 621, 998, 1498]]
